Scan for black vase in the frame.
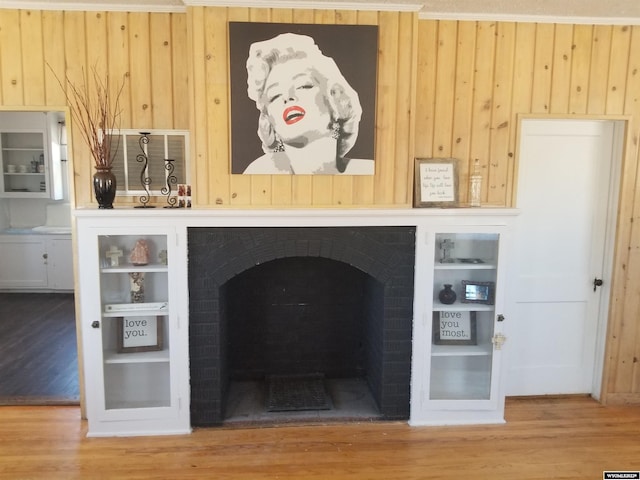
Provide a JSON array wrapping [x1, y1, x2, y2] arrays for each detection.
[[438, 284, 457, 304], [93, 167, 116, 209]]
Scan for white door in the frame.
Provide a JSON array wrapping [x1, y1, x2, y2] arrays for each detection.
[[507, 119, 622, 396]]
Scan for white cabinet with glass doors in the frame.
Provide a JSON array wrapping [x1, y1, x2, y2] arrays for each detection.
[[76, 212, 190, 437], [0, 111, 63, 199], [410, 213, 516, 426]]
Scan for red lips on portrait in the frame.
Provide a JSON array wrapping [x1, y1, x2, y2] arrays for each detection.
[[283, 106, 305, 125]]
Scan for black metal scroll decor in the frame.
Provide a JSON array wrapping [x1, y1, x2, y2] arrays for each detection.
[[134, 132, 155, 208], [161, 158, 178, 208]]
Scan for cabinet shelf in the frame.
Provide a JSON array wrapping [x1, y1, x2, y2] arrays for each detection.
[[434, 262, 496, 270], [104, 349, 170, 364], [4, 172, 45, 176], [431, 343, 492, 357], [101, 263, 168, 274], [433, 302, 494, 312], [103, 302, 169, 316], [2, 147, 44, 151]]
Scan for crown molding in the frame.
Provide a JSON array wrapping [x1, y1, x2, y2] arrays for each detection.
[[0, 1, 186, 12], [419, 10, 640, 25], [183, 0, 423, 12], [0, 0, 423, 13]]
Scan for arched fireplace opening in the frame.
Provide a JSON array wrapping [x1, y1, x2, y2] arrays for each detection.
[[188, 226, 415, 426], [222, 257, 383, 422]]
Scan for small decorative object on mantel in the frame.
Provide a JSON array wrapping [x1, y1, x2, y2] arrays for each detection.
[[178, 184, 192, 208], [129, 239, 150, 266], [414, 158, 459, 208], [469, 158, 482, 207], [135, 132, 156, 209], [438, 284, 457, 305], [48, 63, 125, 209], [161, 158, 178, 208]]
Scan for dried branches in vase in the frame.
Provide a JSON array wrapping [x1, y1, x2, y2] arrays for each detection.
[[49, 64, 125, 208]]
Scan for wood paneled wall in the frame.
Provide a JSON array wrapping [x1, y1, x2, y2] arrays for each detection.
[[414, 20, 640, 404], [187, 7, 417, 207], [1, 7, 640, 403], [0, 9, 189, 206]]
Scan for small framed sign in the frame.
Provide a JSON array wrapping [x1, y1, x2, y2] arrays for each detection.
[[117, 315, 164, 353], [414, 158, 459, 207], [433, 311, 477, 346], [460, 280, 495, 305]]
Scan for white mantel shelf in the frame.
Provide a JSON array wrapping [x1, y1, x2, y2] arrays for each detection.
[[73, 207, 519, 227]]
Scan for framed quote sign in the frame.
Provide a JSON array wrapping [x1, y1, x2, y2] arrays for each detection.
[[117, 315, 164, 353], [414, 158, 459, 207], [432, 311, 477, 346]]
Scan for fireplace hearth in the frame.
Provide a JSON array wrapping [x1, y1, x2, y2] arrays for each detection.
[[188, 226, 416, 426]]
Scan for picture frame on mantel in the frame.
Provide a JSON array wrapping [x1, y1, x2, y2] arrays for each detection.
[[414, 158, 459, 208]]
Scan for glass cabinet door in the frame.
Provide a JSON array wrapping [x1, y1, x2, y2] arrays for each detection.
[[430, 232, 500, 401], [0, 131, 48, 197], [98, 234, 171, 410]]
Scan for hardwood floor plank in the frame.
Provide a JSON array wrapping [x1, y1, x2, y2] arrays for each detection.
[[0, 397, 639, 479]]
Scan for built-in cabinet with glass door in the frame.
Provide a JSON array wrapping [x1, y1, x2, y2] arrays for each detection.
[[410, 213, 515, 426], [76, 213, 190, 436], [0, 111, 63, 199]]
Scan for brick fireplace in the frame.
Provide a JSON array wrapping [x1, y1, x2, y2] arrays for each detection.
[[187, 226, 416, 426]]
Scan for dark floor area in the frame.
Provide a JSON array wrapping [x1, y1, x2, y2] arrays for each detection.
[[223, 377, 382, 426], [0, 292, 79, 405]]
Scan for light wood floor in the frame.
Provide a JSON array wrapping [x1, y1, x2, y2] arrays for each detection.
[[1, 396, 639, 479]]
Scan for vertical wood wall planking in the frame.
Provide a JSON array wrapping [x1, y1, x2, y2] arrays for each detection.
[[588, 25, 612, 115], [394, 12, 417, 205], [20, 10, 46, 106], [468, 21, 495, 205], [171, 14, 189, 130], [351, 9, 377, 206], [432, 21, 457, 159], [488, 22, 515, 206], [129, 13, 153, 128], [607, 26, 632, 115], [549, 24, 573, 114], [414, 20, 437, 161], [605, 30, 640, 399], [531, 23, 554, 114], [150, 14, 174, 129], [374, 11, 400, 205], [451, 21, 476, 203], [569, 25, 593, 115], [508, 22, 535, 205], [188, 7, 209, 206], [0, 10, 23, 105], [63, 12, 91, 206], [42, 10, 66, 107], [204, 7, 230, 206]]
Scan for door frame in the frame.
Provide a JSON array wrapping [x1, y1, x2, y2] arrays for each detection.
[[513, 114, 627, 400]]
